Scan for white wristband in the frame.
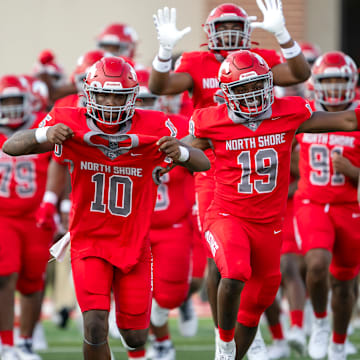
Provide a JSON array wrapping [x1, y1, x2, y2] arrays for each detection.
[[43, 190, 58, 205], [60, 199, 71, 213], [275, 28, 291, 45], [158, 45, 173, 60], [281, 41, 302, 59], [178, 145, 190, 162], [152, 56, 172, 73], [35, 126, 49, 143]]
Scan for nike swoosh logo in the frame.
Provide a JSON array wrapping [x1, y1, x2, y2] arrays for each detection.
[[274, 230, 282, 234], [130, 153, 142, 156], [352, 213, 360, 218], [271, 116, 282, 121]]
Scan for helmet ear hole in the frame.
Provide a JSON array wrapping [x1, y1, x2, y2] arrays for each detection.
[[218, 51, 274, 119]]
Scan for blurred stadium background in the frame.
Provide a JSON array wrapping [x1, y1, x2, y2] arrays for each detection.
[[0, 0, 359, 75]]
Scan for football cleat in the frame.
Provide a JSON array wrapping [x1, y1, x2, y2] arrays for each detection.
[[178, 298, 198, 337], [14, 339, 41, 360], [1, 346, 20, 360], [286, 325, 306, 355], [267, 339, 290, 359], [146, 334, 156, 359], [345, 338, 357, 355], [215, 339, 236, 360], [328, 342, 346, 360], [308, 317, 330, 359], [32, 323, 48, 351], [153, 339, 175, 360], [247, 328, 269, 360]]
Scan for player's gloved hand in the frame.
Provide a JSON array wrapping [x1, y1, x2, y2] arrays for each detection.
[[153, 7, 191, 59], [36, 202, 57, 232], [250, 0, 291, 44]]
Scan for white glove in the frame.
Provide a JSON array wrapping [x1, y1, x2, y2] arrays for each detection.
[[153, 7, 191, 59], [250, 0, 291, 44]]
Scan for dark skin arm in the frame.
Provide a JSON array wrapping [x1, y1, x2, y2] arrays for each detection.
[[149, 70, 193, 95], [297, 110, 358, 134], [157, 136, 210, 172], [2, 123, 74, 156], [272, 39, 311, 86], [331, 152, 360, 185], [149, 38, 311, 95]]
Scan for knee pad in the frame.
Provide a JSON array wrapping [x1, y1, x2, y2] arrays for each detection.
[[237, 273, 281, 327], [154, 282, 188, 310], [256, 273, 282, 310], [150, 298, 169, 327]]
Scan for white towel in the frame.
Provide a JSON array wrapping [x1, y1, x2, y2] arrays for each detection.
[[49, 232, 70, 262]]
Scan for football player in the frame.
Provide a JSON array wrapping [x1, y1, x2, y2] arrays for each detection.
[[149, 2, 312, 357], [2, 57, 210, 360], [96, 23, 138, 59], [294, 51, 360, 360], [183, 50, 360, 360], [0, 75, 54, 360]]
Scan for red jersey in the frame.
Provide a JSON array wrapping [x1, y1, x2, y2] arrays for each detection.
[[43, 107, 175, 271], [175, 49, 281, 110], [190, 97, 313, 222], [176, 49, 282, 196], [0, 113, 51, 217], [54, 94, 83, 108], [296, 100, 360, 204], [151, 114, 193, 228]]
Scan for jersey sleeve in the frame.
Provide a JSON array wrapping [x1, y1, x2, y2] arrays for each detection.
[[189, 109, 205, 138], [37, 108, 58, 128], [293, 97, 313, 128], [174, 52, 193, 74]]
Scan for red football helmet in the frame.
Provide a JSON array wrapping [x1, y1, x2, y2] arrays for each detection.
[[0, 75, 32, 127], [204, 3, 251, 52], [135, 68, 160, 110], [84, 56, 139, 126], [312, 51, 358, 106], [72, 50, 108, 93], [32, 50, 65, 87], [96, 23, 138, 58], [21, 75, 49, 113], [219, 50, 274, 119], [299, 41, 321, 66]]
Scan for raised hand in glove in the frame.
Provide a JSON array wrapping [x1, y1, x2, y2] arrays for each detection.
[[250, 0, 290, 44], [153, 7, 191, 59]]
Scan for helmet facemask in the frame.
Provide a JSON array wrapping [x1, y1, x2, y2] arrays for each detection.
[[0, 93, 31, 127], [206, 18, 251, 51], [314, 75, 356, 106], [222, 73, 274, 119], [85, 83, 139, 126]]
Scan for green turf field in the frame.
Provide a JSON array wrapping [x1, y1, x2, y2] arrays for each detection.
[[38, 318, 360, 360]]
